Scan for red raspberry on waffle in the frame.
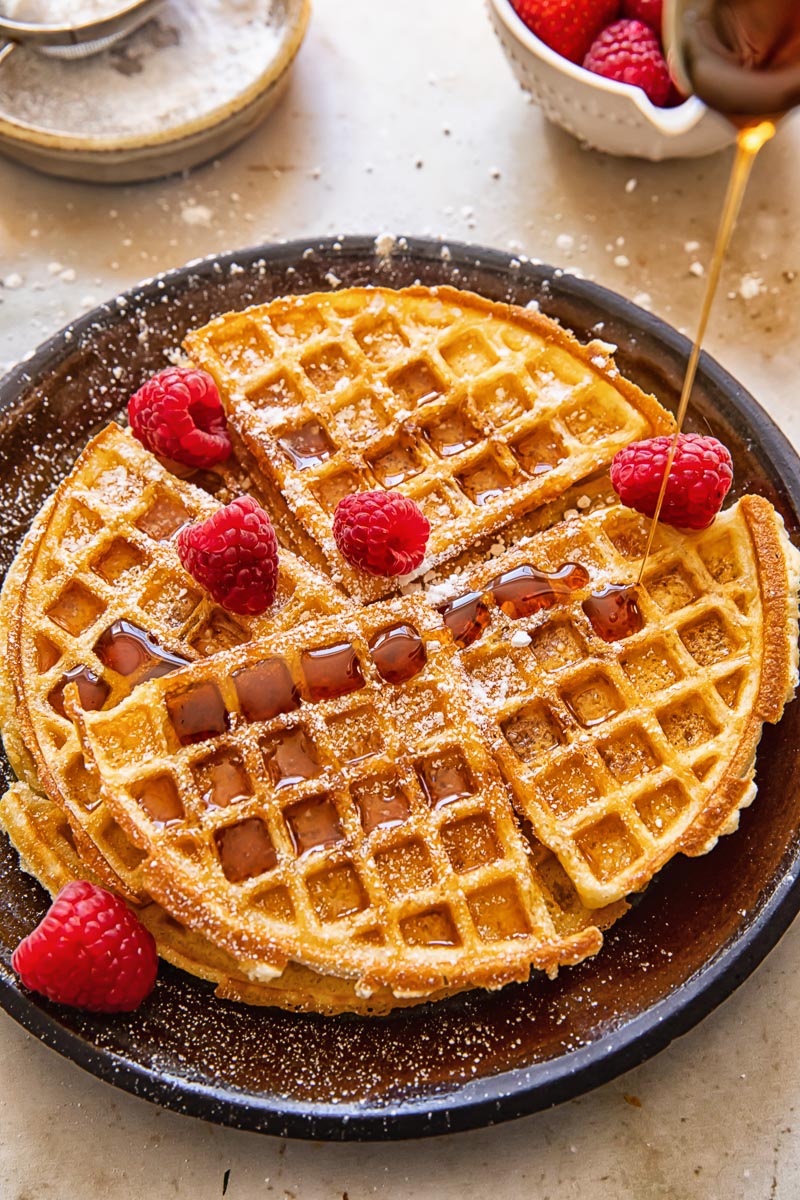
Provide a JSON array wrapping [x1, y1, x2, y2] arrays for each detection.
[[333, 490, 430, 578], [611, 432, 733, 529], [177, 495, 280, 615], [129, 366, 231, 469]]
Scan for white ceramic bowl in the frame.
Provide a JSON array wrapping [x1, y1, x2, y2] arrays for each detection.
[[488, 0, 734, 160]]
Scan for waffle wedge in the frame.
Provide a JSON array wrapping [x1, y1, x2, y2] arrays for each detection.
[[432, 495, 800, 909], [185, 286, 674, 602], [75, 594, 627, 998], [1, 422, 350, 899], [0, 781, 470, 1014], [0, 780, 622, 1012]]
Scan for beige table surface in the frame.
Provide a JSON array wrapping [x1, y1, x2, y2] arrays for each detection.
[[1, 2, 799, 1196]]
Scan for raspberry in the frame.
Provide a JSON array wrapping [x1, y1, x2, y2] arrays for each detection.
[[177, 494, 279, 615], [333, 491, 430, 577], [12, 881, 157, 1013], [583, 18, 672, 106], [129, 367, 231, 470], [621, 0, 662, 32], [511, 0, 620, 64], [610, 433, 733, 530]]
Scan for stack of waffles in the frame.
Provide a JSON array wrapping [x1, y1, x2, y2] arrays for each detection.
[[1, 285, 798, 1014]]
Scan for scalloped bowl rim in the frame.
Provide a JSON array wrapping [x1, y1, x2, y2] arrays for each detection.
[[489, 0, 711, 136]]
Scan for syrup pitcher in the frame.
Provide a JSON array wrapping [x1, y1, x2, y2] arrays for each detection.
[[665, 0, 800, 118], [631, 0, 800, 579]]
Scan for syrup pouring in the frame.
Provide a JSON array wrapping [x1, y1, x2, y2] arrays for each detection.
[[622, 2, 800, 591]]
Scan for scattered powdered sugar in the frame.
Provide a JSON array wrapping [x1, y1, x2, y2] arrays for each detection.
[[738, 272, 766, 301], [0, 0, 283, 138], [180, 202, 214, 228], [374, 232, 396, 260]]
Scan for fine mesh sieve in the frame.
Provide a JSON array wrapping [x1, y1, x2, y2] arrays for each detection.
[[0, 0, 164, 63]]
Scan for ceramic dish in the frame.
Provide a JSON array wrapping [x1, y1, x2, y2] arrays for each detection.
[[487, 0, 735, 159], [0, 236, 799, 1140], [0, 0, 310, 183]]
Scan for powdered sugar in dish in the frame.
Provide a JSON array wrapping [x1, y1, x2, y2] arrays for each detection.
[[0, 0, 282, 139], [1, 0, 124, 20]]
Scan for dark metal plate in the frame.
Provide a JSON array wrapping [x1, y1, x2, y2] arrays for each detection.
[[1, 236, 798, 1140]]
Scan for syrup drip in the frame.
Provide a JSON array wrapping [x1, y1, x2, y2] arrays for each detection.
[[354, 778, 411, 834], [278, 421, 334, 470], [48, 665, 110, 718], [215, 818, 277, 883], [135, 775, 184, 826], [285, 794, 345, 855], [424, 410, 478, 457], [166, 681, 229, 746], [583, 585, 644, 643], [438, 591, 491, 649], [417, 749, 475, 807], [369, 623, 427, 684], [489, 562, 590, 619], [233, 657, 299, 723], [199, 753, 252, 808], [438, 562, 591, 650], [632, 95, 776, 581], [263, 729, 322, 789], [301, 643, 365, 702], [94, 620, 190, 683]]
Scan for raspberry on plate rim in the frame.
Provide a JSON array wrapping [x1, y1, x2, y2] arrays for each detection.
[[12, 880, 158, 1014]]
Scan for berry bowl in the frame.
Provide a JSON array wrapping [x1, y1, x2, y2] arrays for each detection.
[[487, 0, 735, 159]]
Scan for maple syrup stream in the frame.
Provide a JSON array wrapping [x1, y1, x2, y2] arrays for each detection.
[[635, 118, 776, 585]]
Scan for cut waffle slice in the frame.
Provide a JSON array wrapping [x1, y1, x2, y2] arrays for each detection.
[[0, 781, 623, 1013], [184, 286, 674, 602], [76, 595, 622, 998], [438, 495, 800, 909], [0, 780, 472, 1014], [2, 422, 350, 900]]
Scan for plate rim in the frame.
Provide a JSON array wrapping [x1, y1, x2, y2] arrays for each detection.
[[1, 233, 800, 1141]]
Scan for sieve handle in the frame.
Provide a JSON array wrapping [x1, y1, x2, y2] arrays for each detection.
[[0, 40, 16, 65]]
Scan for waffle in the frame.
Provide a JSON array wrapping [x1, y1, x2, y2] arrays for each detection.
[[436, 496, 800, 909], [2, 282, 798, 1016], [1, 422, 351, 900], [0, 780, 474, 1014], [75, 594, 627, 997], [185, 286, 674, 602]]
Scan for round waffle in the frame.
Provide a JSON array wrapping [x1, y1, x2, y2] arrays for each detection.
[[2, 283, 799, 1017]]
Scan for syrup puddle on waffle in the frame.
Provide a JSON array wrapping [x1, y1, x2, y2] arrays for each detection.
[[439, 563, 643, 647], [1, 285, 798, 1017]]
